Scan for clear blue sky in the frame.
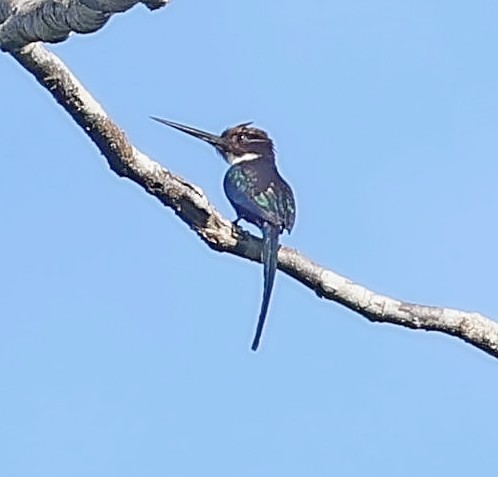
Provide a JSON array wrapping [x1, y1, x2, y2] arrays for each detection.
[[2, 1, 498, 475]]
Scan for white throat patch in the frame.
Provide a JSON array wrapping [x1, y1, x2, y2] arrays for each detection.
[[228, 152, 260, 165]]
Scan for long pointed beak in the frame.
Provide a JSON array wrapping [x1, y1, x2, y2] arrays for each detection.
[[150, 116, 225, 149]]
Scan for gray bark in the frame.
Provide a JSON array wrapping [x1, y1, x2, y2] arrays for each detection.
[[3, 1, 498, 359], [0, 0, 168, 50]]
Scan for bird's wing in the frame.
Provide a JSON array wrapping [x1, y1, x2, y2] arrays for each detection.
[[224, 166, 293, 230], [277, 178, 296, 233], [224, 166, 279, 226]]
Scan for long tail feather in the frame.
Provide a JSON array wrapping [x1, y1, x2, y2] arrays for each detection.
[[251, 222, 279, 351]]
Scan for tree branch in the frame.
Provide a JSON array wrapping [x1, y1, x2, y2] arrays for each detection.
[[0, 0, 169, 51], [6, 41, 498, 359]]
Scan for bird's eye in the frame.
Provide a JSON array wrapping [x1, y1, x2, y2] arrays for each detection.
[[238, 133, 248, 142]]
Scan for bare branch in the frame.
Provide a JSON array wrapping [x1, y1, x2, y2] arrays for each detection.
[[0, 0, 169, 51], [7, 42, 498, 359]]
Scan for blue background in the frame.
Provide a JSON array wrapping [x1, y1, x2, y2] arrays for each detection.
[[2, 1, 498, 475]]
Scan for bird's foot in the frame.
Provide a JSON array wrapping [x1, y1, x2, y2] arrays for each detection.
[[231, 218, 251, 239]]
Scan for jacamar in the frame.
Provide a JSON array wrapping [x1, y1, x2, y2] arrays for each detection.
[[151, 116, 296, 351]]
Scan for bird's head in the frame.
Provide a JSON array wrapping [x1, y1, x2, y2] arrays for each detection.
[[151, 117, 275, 165]]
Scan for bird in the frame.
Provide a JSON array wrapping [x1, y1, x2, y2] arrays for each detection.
[[151, 116, 296, 351]]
